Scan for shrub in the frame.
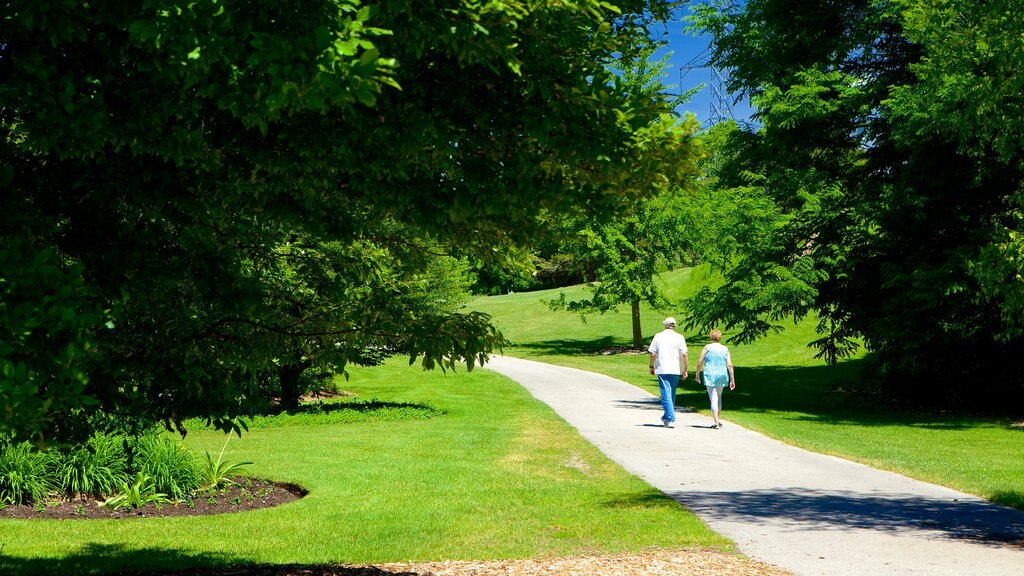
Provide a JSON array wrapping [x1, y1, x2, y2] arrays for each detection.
[[0, 442, 57, 506], [57, 431, 130, 499], [130, 433, 200, 500]]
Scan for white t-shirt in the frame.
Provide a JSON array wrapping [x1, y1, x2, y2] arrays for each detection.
[[648, 328, 688, 375]]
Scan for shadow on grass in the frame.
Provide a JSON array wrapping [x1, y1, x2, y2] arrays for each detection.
[[274, 399, 440, 417], [0, 543, 428, 576], [673, 360, 1023, 430], [509, 333, 715, 357], [667, 487, 1024, 547], [993, 491, 1024, 511], [510, 337, 637, 356], [602, 491, 689, 511], [0, 544, 237, 576]]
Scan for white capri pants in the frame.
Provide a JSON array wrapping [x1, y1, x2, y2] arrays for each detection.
[[706, 384, 726, 414]]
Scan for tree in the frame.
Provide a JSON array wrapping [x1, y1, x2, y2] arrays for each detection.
[[1, 0, 689, 442], [687, 0, 1024, 407], [547, 186, 700, 349], [547, 45, 704, 349], [259, 230, 480, 411]]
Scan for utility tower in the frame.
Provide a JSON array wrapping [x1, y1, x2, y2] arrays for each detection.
[[679, 47, 734, 126]]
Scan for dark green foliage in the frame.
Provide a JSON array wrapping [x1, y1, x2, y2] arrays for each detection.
[[1, 0, 688, 443], [688, 1, 1024, 408]]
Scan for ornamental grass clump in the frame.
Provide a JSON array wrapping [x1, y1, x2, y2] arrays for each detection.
[[0, 442, 57, 506], [0, 431, 237, 508], [57, 431, 129, 500], [130, 433, 201, 500]]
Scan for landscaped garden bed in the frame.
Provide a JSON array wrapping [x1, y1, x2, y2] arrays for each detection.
[[0, 476, 305, 520]]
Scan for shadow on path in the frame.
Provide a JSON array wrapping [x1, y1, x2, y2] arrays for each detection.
[[611, 397, 695, 413], [669, 488, 1024, 547]]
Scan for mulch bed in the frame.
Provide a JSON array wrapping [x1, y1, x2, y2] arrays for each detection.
[[0, 476, 305, 520]]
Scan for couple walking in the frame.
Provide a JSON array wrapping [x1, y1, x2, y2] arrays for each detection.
[[647, 317, 735, 428]]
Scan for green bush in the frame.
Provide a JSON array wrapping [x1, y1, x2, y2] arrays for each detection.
[[0, 442, 57, 506], [57, 431, 130, 499], [130, 433, 200, 500]]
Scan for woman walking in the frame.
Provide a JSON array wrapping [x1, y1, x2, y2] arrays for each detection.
[[694, 329, 735, 429]]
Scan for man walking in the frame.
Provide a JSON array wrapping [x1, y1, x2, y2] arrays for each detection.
[[648, 317, 688, 428]]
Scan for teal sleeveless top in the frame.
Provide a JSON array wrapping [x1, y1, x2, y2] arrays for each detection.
[[702, 343, 730, 388]]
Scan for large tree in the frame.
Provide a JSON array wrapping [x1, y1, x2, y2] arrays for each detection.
[[546, 45, 704, 349], [1, 0, 691, 442], [687, 0, 1024, 407]]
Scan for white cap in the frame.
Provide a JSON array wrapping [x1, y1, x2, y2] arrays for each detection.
[[663, 317, 676, 326]]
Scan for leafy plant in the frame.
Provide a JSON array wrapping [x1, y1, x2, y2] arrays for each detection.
[[198, 437, 252, 491], [100, 472, 171, 511], [57, 431, 129, 499], [0, 442, 57, 506], [131, 433, 200, 500]]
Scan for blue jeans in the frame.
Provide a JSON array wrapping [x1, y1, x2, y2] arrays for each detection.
[[657, 373, 680, 423]]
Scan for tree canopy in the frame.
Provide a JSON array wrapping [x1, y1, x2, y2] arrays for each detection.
[[687, 0, 1024, 407], [1, 0, 692, 443]]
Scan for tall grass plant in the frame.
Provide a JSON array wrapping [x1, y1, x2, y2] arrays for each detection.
[[57, 431, 130, 499], [130, 433, 201, 500], [0, 442, 57, 506]]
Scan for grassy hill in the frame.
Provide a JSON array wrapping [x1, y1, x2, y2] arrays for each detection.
[[469, 267, 1024, 511]]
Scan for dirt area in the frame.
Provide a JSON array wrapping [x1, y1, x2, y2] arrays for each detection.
[[123, 548, 794, 576], [0, 477, 305, 520], [600, 347, 648, 356]]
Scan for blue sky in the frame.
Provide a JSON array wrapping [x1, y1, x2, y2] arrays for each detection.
[[653, 12, 754, 126]]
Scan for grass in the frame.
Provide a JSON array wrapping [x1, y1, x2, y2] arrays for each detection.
[[0, 358, 728, 575], [471, 267, 1024, 511]]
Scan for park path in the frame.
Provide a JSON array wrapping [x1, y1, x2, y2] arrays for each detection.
[[484, 355, 1024, 576]]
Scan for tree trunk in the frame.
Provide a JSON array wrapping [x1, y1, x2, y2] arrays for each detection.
[[278, 363, 306, 412], [631, 299, 643, 350]]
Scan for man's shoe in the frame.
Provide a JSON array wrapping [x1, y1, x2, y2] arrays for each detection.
[[665, 420, 675, 428]]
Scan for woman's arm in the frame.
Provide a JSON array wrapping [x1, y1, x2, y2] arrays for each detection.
[[726, 349, 735, 389], [695, 346, 708, 383]]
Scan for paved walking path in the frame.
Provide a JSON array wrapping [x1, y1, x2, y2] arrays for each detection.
[[485, 355, 1024, 576]]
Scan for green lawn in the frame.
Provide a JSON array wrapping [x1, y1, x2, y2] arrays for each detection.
[[471, 267, 1024, 511], [0, 359, 728, 575]]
